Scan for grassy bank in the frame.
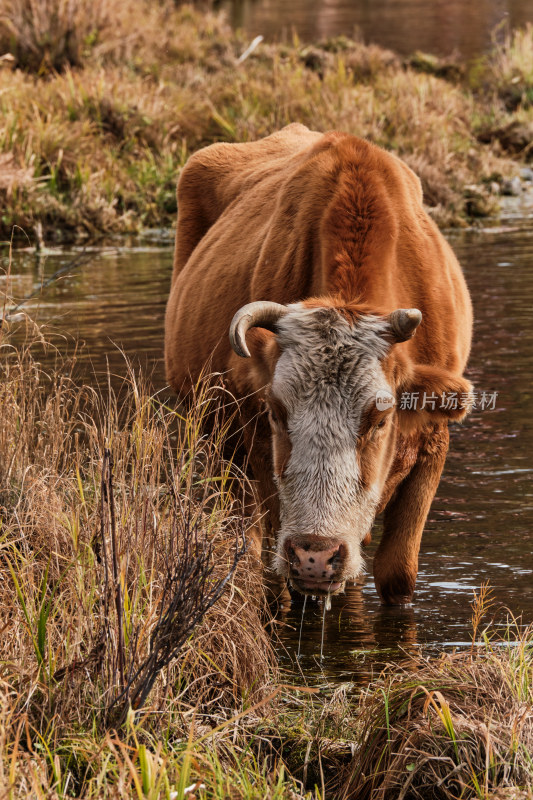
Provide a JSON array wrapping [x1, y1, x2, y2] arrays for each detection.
[[0, 322, 532, 798], [0, 331, 281, 797], [1, 2, 533, 241]]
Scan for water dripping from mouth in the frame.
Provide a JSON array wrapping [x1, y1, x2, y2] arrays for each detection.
[[320, 594, 331, 660], [297, 594, 307, 659]]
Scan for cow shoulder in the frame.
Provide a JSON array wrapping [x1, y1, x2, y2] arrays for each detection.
[[173, 125, 323, 279], [173, 143, 235, 279]]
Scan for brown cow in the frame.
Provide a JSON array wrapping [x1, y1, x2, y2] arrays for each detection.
[[165, 124, 473, 606]]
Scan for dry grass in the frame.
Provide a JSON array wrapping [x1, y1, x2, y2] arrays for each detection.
[[339, 628, 533, 798], [0, 315, 293, 796], [272, 588, 533, 800], [0, 3, 532, 238], [0, 0, 116, 73], [473, 22, 533, 111]]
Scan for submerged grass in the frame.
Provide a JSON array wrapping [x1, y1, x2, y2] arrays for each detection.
[[0, 2, 533, 238]]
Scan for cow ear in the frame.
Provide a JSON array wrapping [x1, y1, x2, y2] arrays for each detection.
[[396, 365, 473, 428], [246, 328, 281, 387]]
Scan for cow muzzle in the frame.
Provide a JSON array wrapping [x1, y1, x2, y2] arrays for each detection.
[[285, 539, 347, 595]]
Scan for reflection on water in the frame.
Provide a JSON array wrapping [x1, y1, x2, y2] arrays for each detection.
[[283, 582, 420, 685], [213, 0, 533, 58], [1, 242, 174, 391], [2, 221, 533, 680]]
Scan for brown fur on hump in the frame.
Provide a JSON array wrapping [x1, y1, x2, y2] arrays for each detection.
[[319, 138, 403, 301], [301, 296, 390, 325], [322, 155, 397, 301]]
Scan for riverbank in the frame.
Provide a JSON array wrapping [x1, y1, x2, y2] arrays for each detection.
[[0, 337, 532, 798], [1, 2, 533, 242]]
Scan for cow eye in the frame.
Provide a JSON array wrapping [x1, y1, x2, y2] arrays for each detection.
[[375, 418, 387, 430]]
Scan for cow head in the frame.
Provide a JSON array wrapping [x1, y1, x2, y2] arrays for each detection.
[[229, 301, 471, 596]]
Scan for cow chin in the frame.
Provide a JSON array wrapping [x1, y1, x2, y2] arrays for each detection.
[[289, 575, 347, 597], [292, 579, 346, 597]]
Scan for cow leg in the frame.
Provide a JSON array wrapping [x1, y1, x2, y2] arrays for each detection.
[[237, 400, 290, 607], [246, 473, 290, 608], [373, 424, 449, 606]]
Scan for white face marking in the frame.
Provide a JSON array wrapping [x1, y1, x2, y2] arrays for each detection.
[[270, 305, 393, 581]]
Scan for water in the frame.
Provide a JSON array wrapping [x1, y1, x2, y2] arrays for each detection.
[[1, 240, 174, 392], [215, 0, 533, 59], [2, 220, 533, 680]]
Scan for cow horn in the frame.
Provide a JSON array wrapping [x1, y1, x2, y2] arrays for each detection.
[[386, 308, 422, 342], [229, 301, 288, 358]]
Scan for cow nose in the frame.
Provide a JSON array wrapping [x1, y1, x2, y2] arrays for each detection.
[[286, 540, 346, 590]]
